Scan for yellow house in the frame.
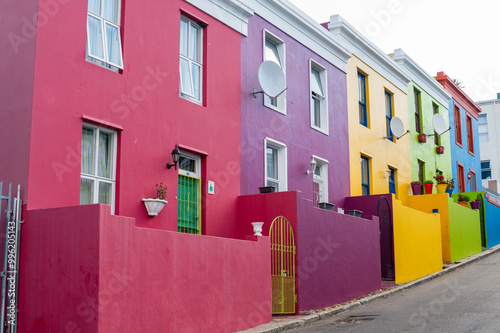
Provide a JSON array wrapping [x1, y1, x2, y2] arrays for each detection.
[[328, 15, 412, 205]]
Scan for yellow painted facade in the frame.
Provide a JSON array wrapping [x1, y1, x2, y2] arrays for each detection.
[[347, 56, 411, 204], [392, 198, 442, 284]]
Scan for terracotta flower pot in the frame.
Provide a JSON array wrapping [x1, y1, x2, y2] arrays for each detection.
[[458, 201, 468, 207]]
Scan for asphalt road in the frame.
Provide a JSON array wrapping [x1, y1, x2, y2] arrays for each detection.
[[288, 251, 500, 333]]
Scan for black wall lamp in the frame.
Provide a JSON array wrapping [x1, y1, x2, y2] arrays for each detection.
[[167, 144, 181, 170]]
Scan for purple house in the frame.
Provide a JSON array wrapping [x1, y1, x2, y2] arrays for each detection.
[[237, 0, 382, 313]]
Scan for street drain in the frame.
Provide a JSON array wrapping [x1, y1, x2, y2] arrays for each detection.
[[334, 314, 379, 324]]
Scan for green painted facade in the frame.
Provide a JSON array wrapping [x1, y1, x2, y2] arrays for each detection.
[[448, 196, 482, 262], [408, 80, 452, 189]]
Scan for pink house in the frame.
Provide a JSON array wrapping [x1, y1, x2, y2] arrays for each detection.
[[1, 0, 269, 332]]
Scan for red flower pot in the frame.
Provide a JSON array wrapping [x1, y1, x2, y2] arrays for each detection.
[[436, 146, 444, 154], [424, 183, 433, 194]]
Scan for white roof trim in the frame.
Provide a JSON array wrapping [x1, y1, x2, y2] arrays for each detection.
[[391, 49, 451, 107], [184, 0, 254, 36], [244, 0, 350, 73], [327, 14, 410, 91]]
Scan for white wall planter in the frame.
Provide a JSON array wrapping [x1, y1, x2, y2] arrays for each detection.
[[251, 222, 264, 236], [142, 198, 168, 217]]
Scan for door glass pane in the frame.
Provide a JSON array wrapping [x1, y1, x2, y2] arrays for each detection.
[[265, 39, 281, 66], [179, 58, 193, 96], [180, 19, 188, 57], [98, 182, 112, 204], [189, 24, 199, 62], [80, 178, 94, 204], [105, 23, 122, 67], [179, 156, 196, 172], [87, 15, 104, 59], [82, 127, 95, 175], [98, 131, 112, 178]]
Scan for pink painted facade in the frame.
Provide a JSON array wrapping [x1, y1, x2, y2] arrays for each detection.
[[2, 0, 271, 332], [20, 205, 270, 332], [2, 0, 243, 237]]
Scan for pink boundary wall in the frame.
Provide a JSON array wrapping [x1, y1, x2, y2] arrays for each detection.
[[237, 191, 381, 312], [19, 204, 271, 332]]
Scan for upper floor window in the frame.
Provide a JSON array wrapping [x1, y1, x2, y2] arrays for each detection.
[[385, 91, 393, 141], [470, 169, 477, 192], [81, 123, 117, 213], [479, 114, 489, 142], [388, 167, 396, 195], [481, 160, 491, 180], [361, 155, 370, 195], [180, 16, 203, 104], [86, 0, 123, 70], [310, 60, 328, 134], [263, 30, 286, 113], [358, 72, 368, 127], [265, 138, 287, 191], [312, 156, 329, 207], [414, 89, 421, 133], [466, 114, 474, 155], [432, 103, 440, 146], [454, 105, 462, 146]]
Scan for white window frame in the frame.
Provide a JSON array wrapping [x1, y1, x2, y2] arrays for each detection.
[[309, 59, 328, 134], [179, 16, 203, 105], [86, 0, 123, 70], [312, 155, 329, 203], [80, 123, 117, 214], [263, 29, 286, 114], [264, 138, 288, 191], [478, 114, 489, 143]]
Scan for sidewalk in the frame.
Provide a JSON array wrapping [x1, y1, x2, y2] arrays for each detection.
[[239, 244, 500, 333]]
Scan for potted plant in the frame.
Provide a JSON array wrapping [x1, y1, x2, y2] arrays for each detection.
[[446, 177, 455, 197], [318, 202, 335, 211], [142, 182, 168, 216], [410, 181, 422, 195], [436, 146, 445, 154], [423, 180, 433, 194], [470, 198, 481, 210], [418, 133, 427, 143], [434, 174, 447, 193], [457, 194, 470, 207]]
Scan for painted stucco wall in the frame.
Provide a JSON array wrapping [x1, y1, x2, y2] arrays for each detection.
[[409, 193, 481, 263], [407, 81, 452, 189], [240, 14, 350, 209], [0, 0, 37, 198], [296, 196, 381, 310], [484, 192, 500, 248], [392, 199, 442, 284], [447, 98, 483, 192], [346, 194, 442, 285], [346, 56, 411, 204], [14, 0, 243, 237], [20, 204, 271, 333], [237, 191, 382, 312]]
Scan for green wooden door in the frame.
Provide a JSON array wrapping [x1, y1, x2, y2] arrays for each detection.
[[178, 174, 201, 234]]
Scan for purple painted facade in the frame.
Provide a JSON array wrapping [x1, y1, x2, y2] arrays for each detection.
[[240, 14, 350, 208]]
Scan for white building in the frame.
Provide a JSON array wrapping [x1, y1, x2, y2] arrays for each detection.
[[477, 94, 500, 192]]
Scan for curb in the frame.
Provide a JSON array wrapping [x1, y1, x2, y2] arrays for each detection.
[[239, 244, 500, 333]]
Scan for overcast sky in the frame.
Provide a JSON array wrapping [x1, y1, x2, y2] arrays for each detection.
[[288, 0, 499, 102]]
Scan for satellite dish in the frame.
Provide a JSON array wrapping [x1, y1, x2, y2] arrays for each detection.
[[254, 61, 287, 98], [390, 117, 406, 139], [433, 114, 447, 135]]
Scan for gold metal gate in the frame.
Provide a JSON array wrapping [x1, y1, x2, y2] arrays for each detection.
[[270, 216, 296, 314]]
